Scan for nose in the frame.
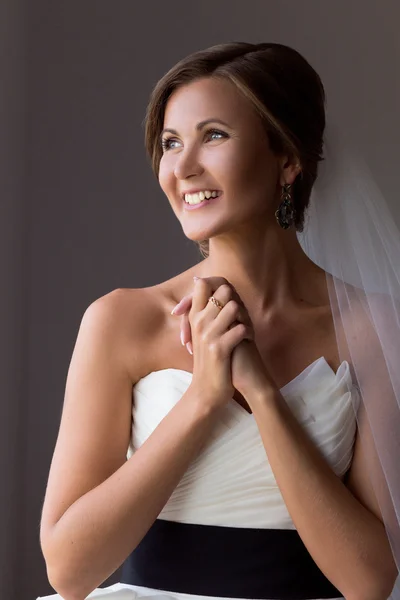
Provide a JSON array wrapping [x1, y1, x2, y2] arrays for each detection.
[[173, 146, 204, 180]]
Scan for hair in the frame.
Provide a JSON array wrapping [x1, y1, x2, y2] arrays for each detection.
[[144, 42, 326, 258]]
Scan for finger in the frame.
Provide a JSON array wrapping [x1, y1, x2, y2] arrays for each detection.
[[192, 276, 251, 327], [209, 297, 244, 338], [199, 288, 243, 343], [191, 277, 213, 314], [200, 283, 232, 322], [193, 276, 246, 312], [214, 292, 250, 327], [171, 294, 192, 316], [181, 311, 192, 346], [225, 301, 250, 325], [221, 322, 252, 352], [172, 277, 237, 316]]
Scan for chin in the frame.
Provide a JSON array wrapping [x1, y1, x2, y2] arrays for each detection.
[[184, 221, 230, 239], [183, 231, 211, 243]]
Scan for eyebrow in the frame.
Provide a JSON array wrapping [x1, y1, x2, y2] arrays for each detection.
[[160, 118, 231, 139]]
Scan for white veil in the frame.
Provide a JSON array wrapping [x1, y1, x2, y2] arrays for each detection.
[[297, 113, 400, 599]]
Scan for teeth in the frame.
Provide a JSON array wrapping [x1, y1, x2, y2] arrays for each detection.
[[184, 190, 220, 205]]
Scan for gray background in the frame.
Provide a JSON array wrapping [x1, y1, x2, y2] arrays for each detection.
[[1, 1, 399, 598]]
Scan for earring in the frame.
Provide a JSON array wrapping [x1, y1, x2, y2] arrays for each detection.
[[275, 183, 296, 229]]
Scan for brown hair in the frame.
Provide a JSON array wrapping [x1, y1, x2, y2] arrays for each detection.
[[144, 42, 326, 258]]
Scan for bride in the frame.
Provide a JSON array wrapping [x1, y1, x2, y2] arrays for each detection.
[[38, 42, 399, 600]]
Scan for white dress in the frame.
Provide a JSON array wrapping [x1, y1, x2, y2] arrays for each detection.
[[37, 357, 359, 600]]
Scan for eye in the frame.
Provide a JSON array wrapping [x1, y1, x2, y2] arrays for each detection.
[[160, 128, 227, 152], [161, 137, 179, 152], [206, 128, 227, 141]]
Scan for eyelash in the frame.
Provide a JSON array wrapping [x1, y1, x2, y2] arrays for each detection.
[[161, 128, 227, 152]]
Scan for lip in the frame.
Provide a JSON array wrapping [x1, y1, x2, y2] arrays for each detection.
[[183, 193, 223, 211]]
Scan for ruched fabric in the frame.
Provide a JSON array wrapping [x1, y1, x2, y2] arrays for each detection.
[[37, 357, 359, 600]]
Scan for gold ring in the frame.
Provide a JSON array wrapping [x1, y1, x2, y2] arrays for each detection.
[[208, 296, 224, 310]]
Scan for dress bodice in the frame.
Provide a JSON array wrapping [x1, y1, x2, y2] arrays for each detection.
[[126, 357, 360, 530], [37, 357, 358, 599]]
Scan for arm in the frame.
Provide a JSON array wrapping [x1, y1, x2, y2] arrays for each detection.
[[247, 386, 397, 600], [40, 290, 220, 600]]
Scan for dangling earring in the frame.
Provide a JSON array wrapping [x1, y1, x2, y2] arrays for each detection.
[[275, 183, 296, 229]]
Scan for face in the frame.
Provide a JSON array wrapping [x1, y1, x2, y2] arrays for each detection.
[[158, 76, 283, 242]]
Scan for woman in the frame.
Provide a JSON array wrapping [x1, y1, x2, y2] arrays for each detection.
[[38, 42, 399, 600]]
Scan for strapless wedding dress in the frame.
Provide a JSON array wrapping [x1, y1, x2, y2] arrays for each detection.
[[37, 357, 360, 600]]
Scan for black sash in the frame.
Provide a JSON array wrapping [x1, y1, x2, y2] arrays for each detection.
[[120, 518, 342, 599]]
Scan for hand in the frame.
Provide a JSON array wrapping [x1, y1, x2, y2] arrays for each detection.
[[171, 277, 274, 402], [172, 276, 248, 354], [231, 334, 274, 402], [181, 277, 254, 411]]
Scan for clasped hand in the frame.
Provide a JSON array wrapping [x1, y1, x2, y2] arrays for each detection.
[[171, 276, 274, 404]]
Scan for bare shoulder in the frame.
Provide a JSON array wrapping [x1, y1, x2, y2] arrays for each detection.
[[90, 287, 167, 384], [107, 271, 199, 380]]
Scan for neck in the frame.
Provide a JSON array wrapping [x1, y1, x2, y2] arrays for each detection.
[[198, 224, 328, 322]]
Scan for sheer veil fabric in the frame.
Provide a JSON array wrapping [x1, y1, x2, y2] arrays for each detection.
[[297, 113, 400, 598]]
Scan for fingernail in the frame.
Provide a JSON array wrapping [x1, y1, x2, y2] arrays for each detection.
[[193, 276, 200, 281], [171, 299, 184, 315], [186, 341, 193, 355], [180, 330, 185, 346]]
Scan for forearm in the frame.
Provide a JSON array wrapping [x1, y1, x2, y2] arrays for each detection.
[[45, 387, 219, 600], [249, 388, 393, 600]]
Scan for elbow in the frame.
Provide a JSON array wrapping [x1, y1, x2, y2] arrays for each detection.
[[347, 588, 394, 600], [45, 551, 103, 600], [45, 557, 87, 600], [41, 539, 90, 600], [47, 565, 97, 600], [376, 566, 399, 600], [41, 539, 71, 599], [369, 558, 398, 600], [47, 568, 84, 600], [346, 565, 398, 600]]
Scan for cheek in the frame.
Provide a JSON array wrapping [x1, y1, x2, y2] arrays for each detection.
[[206, 147, 248, 185], [220, 151, 263, 189], [158, 158, 172, 193], [226, 151, 276, 208]]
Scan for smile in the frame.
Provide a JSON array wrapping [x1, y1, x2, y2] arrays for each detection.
[[183, 190, 222, 204], [183, 193, 223, 210]]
